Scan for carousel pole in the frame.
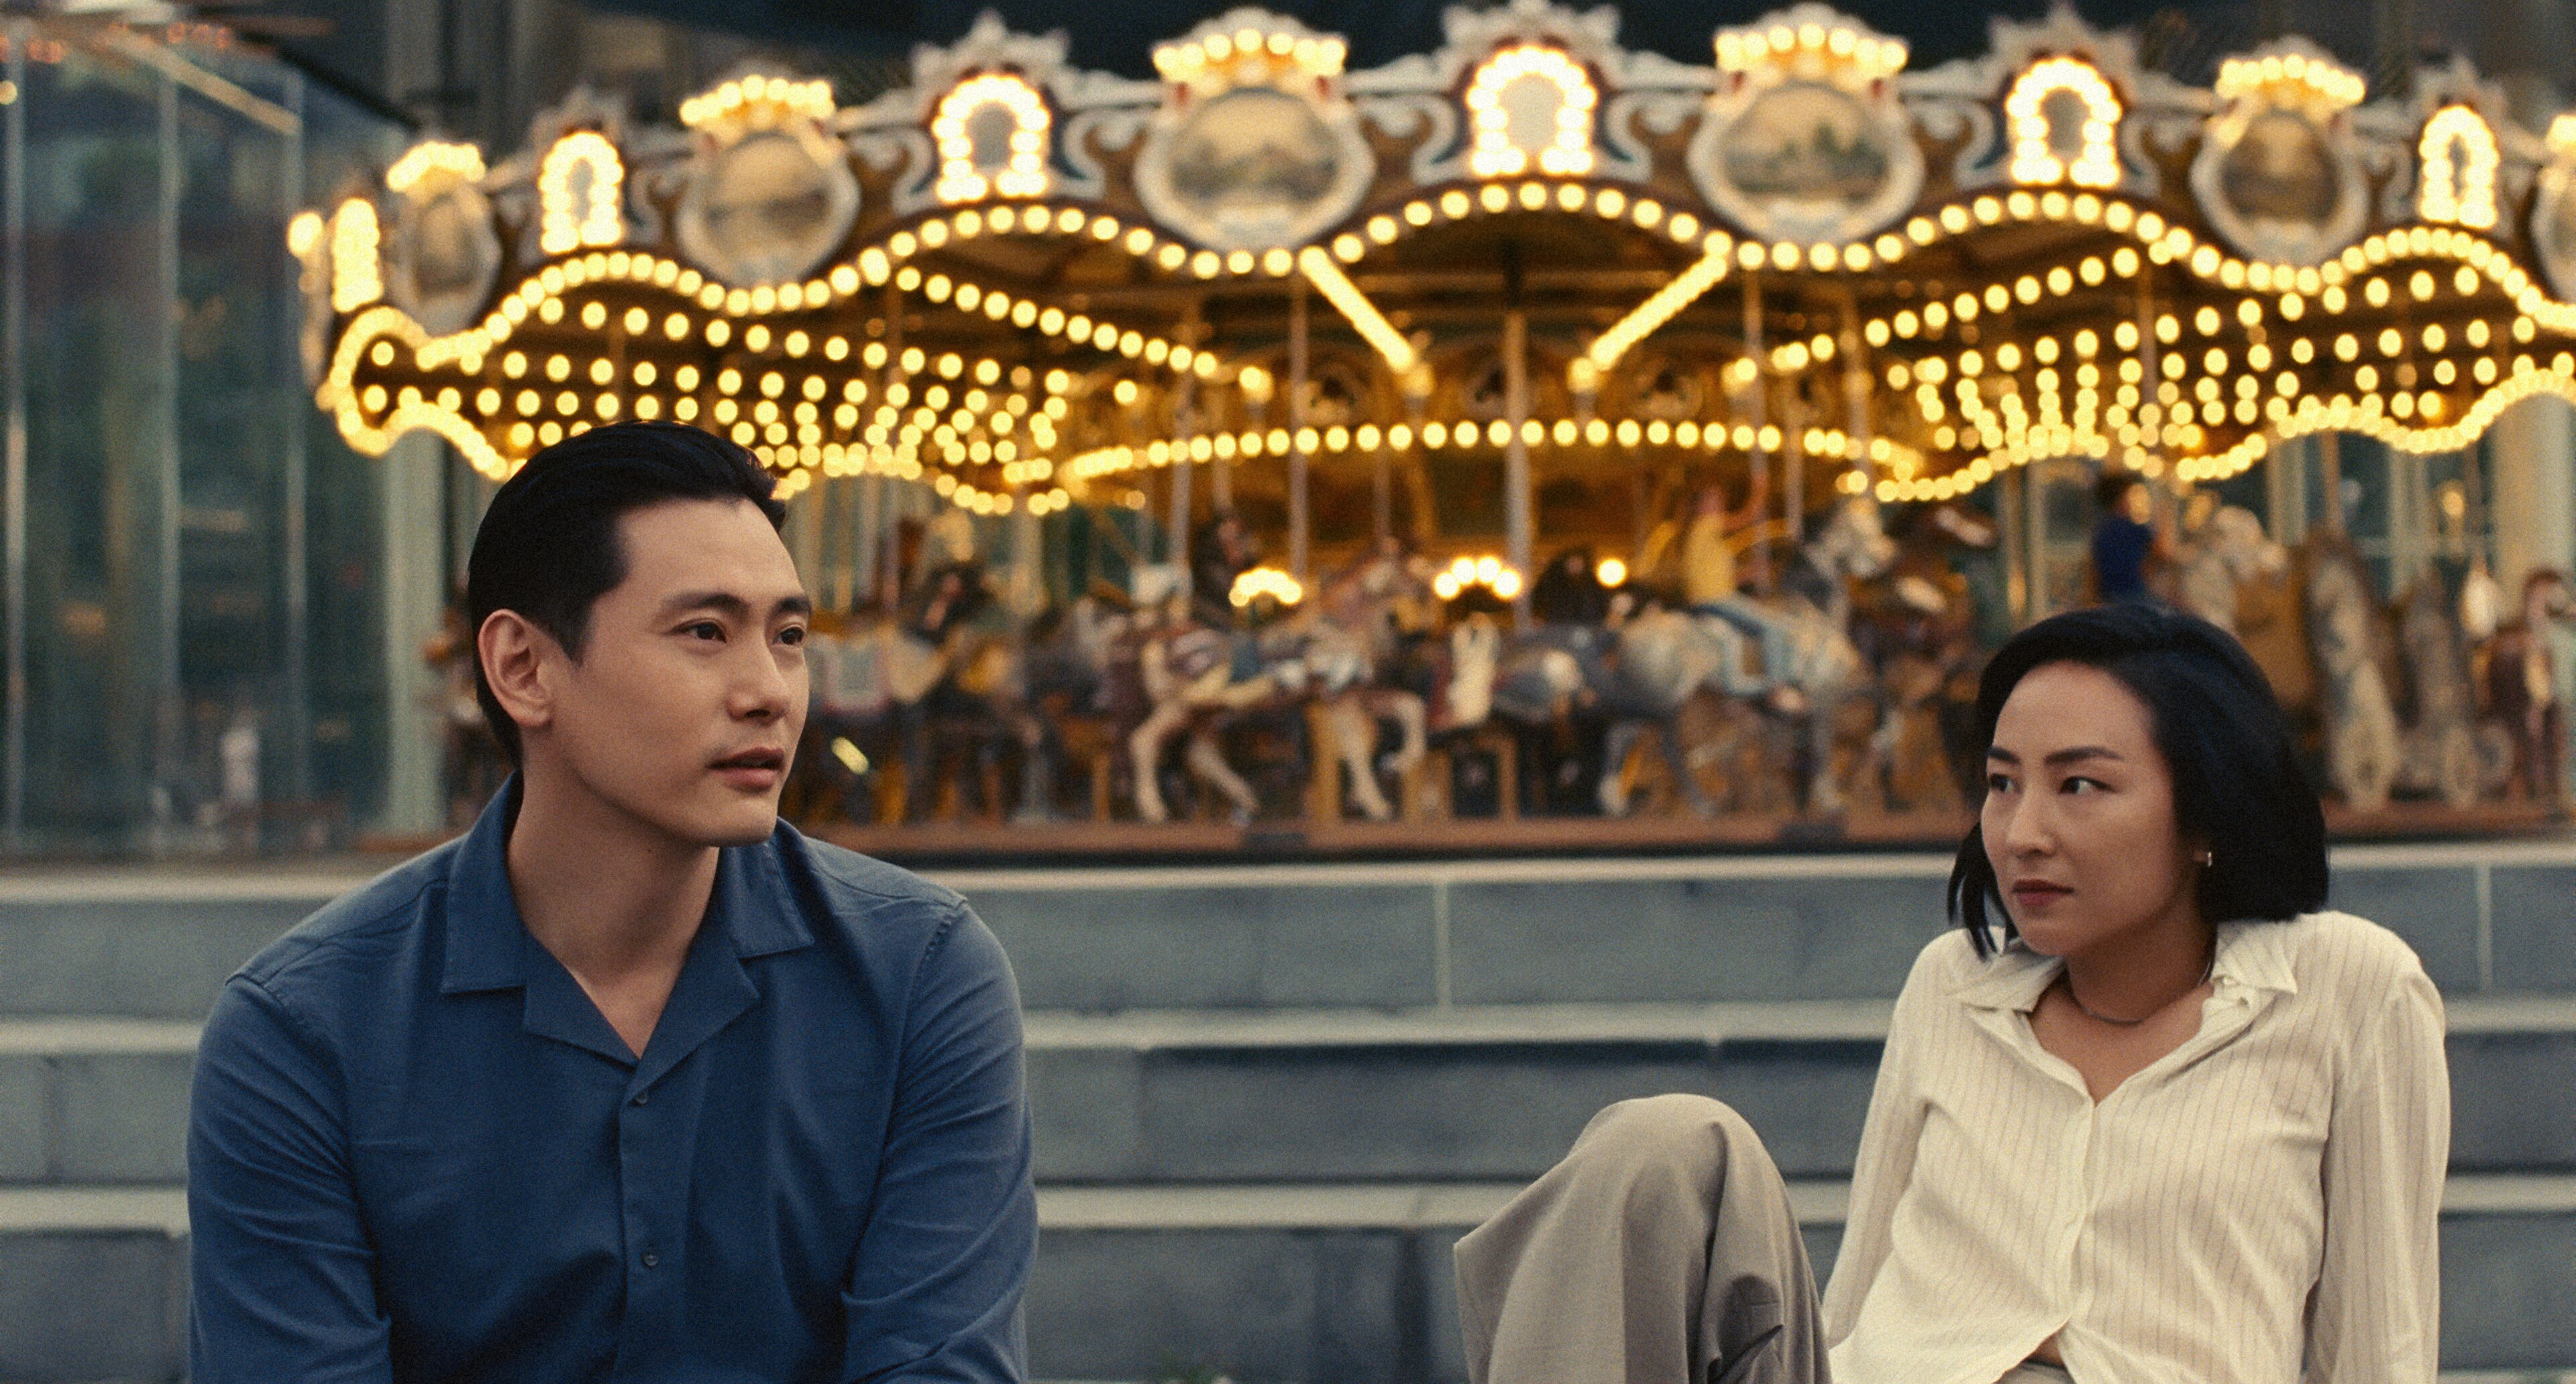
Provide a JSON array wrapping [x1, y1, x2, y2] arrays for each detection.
[[1743, 270, 1769, 593], [1169, 305, 1199, 600], [1289, 276, 1311, 582], [1784, 398, 1806, 543], [2320, 431, 2344, 535], [870, 283, 905, 610], [3, 20, 24, 847], [1372, 371, 1392, 545], [1503, 241, 1532, 625], [1841, 294, 1870, 476]]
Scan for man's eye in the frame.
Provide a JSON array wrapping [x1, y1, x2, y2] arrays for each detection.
[[685, 621, 724, 641], [777, 626, 807, 647]]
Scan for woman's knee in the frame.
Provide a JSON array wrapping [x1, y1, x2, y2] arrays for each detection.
[[1568, 1094, 1755, 1185]]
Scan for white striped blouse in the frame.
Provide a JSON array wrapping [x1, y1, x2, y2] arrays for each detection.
[[1821, 911, 2450, 1384]]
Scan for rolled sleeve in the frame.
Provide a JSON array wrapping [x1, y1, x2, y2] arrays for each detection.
[[186, 975, 392, 1384], [841, 904, 1038, 1384]]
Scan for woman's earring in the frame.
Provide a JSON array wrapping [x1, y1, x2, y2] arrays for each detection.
[[2196, 849, 2215, 867]]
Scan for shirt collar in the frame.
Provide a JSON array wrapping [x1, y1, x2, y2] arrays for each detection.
[[1951, 918, 2302, 1014], [440, 776, 814, 996]]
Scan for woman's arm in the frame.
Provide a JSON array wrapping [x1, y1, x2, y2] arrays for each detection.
[[1821, 943, 1941, 1346], [2303, 963, 2449, 1384]]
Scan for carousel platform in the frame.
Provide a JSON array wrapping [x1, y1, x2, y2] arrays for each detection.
[[811, 800, 2569, 867], [1, 844, 2571, 1381]]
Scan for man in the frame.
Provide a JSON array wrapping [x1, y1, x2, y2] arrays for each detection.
[[2090, 470, 2169, 603], [188, 422, 1036, 1382]]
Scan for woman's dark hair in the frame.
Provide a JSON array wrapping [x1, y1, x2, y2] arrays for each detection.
[[466, 421, 785, 763], [1948, 602, 2326, 956]]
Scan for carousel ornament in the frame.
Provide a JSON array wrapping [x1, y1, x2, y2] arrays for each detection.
[[297, 3, 2576, 519], [2531, 115, 2576, 301], [2188, 42, 2369, 266], [536, 129, 626, 256], [2417, 102, 2502, 230], [673, 73, 861, 287], [1688, 5, 1919, 248], [383, 141, 503, 337], [2004, 56, 2125, 189], [1134, 10, 1374, 256]]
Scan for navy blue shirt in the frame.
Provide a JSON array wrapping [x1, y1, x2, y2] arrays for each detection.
[[2092, 512, 2155, 601], [187, 784, 1036, 1383]]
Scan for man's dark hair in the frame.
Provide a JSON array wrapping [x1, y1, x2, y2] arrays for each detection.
[[466, 421, 786, 763], [1948, 602, 2328, 957], [2094, 470, 2147, 511]]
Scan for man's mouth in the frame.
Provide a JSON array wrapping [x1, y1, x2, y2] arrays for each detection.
[[712, 749, 786, 774]]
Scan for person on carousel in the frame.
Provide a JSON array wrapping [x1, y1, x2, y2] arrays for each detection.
[[2090, 470, 2174, 605], [1193, 508, 1260, 629], [1454, 602, 2447, 1384], [1680, 479, 1805, 712], [187, 422, 1036, 1383]]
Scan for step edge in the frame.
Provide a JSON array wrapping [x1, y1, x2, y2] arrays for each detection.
[[6, 994, 2571, 1057], [8, 1172, 2569, 1240]]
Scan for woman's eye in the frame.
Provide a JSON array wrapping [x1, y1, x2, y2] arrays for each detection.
[[1986, 773, 2014, 793], [2062, 776, 2101, 794]]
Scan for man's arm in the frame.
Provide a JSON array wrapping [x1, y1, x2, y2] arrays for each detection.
[[187, 975, 393, 1384], [842, 904, 1038, 1384]]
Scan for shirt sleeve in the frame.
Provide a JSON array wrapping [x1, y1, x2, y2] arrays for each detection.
[[842, 903, 1039, 1384], [186, 975, 393, 1384], [2302, 961, 2449, 1384], [1820, 943, 1940, 1346]]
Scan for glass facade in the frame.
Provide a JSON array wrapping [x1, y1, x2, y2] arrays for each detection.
[[5, 35, 412, 855]]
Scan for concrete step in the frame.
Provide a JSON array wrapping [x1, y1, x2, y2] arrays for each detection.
[[11, 998, 2572, 1186], [8, 1179, 2569, 1383], [0, 1189, 187, 1384], [6, 842, 2575, 1020]]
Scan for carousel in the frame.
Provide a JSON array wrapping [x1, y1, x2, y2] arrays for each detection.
[[301, 1, 2576, 856]]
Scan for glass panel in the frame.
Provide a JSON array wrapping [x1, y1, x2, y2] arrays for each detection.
[[9, 39, 405, 855], [19, 46, 170, 849]]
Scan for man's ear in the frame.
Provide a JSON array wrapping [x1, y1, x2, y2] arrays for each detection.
[[478, 610, 562, 741]]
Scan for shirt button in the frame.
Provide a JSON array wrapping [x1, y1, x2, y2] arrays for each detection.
[[632, 1093, 649, 1106], [642, 1251, 659, 1269]]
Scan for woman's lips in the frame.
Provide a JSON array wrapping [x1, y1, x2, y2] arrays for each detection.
[[2009, 881, 2072, 905]]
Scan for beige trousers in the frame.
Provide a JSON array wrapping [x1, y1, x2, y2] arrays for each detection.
[[1454, 1094, 2082, 1384], [1454, 1094, 1827, 1384]]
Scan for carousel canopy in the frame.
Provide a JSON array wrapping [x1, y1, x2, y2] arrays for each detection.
[[297, 1, 2576, 542]]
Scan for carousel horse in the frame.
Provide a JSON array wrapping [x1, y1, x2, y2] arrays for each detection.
[[1123, 582, 1430, 824], [2480, 570, 2570, 802], [1845, 500, 1994, 814], [2156, 503, 2321, 725], [1301, 572, 1432, 821], [2303, 537, 2403, 810], [1592, 501, 1892, 817], [2393, 576, 2511, 808], [1127, 596, 1274, 824]]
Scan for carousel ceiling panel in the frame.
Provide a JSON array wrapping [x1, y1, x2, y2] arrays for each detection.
[[301, 1, 2576, 518]]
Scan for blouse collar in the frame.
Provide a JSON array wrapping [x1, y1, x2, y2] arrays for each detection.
[[1951, 917, 2305, 1014]]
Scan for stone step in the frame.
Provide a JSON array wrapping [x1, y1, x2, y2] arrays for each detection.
[[5, 842, 2573, 1020], [7, 1179, 2569, 1383], [0, 1188, 187, 1384], [10, 999, 2573, 1186]]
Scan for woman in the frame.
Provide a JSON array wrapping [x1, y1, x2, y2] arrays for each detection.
[[1455, 602, 2449, 1384]]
